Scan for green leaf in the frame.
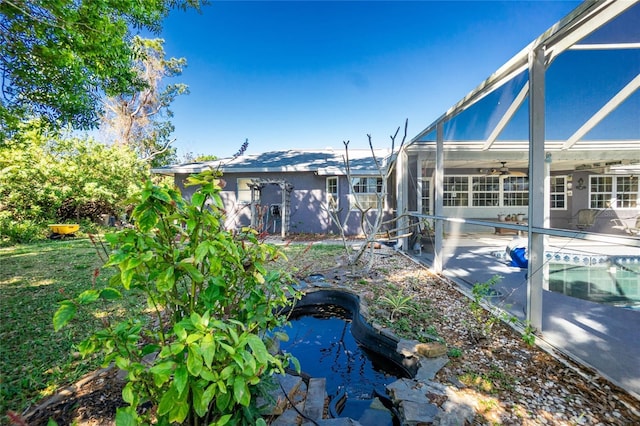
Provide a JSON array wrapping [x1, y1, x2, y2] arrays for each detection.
[[157, 387, 177, 416], [115, 356, 130, 370], [169, 398, 189, 424], [220, 365, 234, 380], [246, 334, 269, 364], [290, 356, 301, 374], [99, 287, 122, 300], [141, 343, 160, 356], [156, 266, 175, 292], [200, 369, 217, 382], [76, 289, 100, 304], [174, 364, 188, 396], [201, 334, 215, 368], [179, 261, 204, 283], [187, 344, 203, 376], [170, 342, 186, 355], [121, 382, 135, 405], [190, 384, 205, 418], [125, 256, 143, 270], [185, 332, 203, 345], [219, 342, 235, 355], [120, 267, 134, 290], [234, 376, 250, 406], [227, 326, 239, 345], [216, 389, 232, 411], [115, 407, 136, 426], [174, 323, 187, 341], [53, 301, 77, 331], [213, 413, 232, 426], [152, 187, 172, 203], [201, 382, 217, 413], [191, 192, 205, 207], [194, 241, 211, 263], [150, 361, 176, 387], [137, 208, 159, 232], [46, 419, 58, 426]]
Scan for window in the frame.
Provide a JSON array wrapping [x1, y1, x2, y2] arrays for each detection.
[[615, 176, 638, 208], [503, 176, 529, 206], [472, 176, 500, 206], [326, 177, 338, 210], [443, 176, 469, 207], [590, 175, 638, 209], [351, 177, 382, 210], [237, 178, 258, 204], [589, 176, 612, 208], [420, 178, 431, 214], [550, 176, 567, 210]]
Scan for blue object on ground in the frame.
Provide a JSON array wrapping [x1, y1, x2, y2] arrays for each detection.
[[509, 247, 528, 268]]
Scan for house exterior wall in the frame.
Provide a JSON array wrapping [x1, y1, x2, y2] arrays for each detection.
[[404, 156, 639, 235], [173, 171, 395, 236]]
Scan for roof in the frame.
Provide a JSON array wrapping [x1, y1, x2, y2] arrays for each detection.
[[406, 0, 640, 173], [151, 149, 392, 176]]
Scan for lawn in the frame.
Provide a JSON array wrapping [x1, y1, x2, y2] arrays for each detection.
[[0, 238, 343, 418], [0, 238, 146, 417], [2, 239, 638, 425]]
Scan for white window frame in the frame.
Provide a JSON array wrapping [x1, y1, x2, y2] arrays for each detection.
[[472, 176, 500, 207], [326, 177, 339, 211], [550, 175, 567, 210], [350, 176, 383, 210], [237, 178, 258, 204], [443, 176, 470, 207], [589, 175, 638, 209], [420, 177, 432, 214], [502, 176, 529, 207]]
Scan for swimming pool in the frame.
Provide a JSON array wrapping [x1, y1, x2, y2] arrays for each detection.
[[493, 250, 640, 308], [548, 262, 640, 308]]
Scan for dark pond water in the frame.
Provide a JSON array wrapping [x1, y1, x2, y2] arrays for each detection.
[[277, 305, 407, 422]]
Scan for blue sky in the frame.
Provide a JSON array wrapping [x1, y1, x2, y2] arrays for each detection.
[[159, 1, 582, 160]]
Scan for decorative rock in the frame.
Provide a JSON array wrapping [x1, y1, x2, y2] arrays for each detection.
[[415, 342, 447, 358], [271, 405, 303, 426], [258, 373, 303, 415], [387, 378, 426, 403], [303, 378, 327, 422], [397, 339, 421, 357], [399, 400, 439, 425], [316, 419, 363, 425], [415, 356, 449, 381]]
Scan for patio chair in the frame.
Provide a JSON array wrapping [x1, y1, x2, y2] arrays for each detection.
[[611, 215, 640, 235], [571, 209, 599, 230]]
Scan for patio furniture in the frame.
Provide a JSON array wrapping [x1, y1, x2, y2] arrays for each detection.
[[610, 215, 640, 235], [570, 209, 599, 230]]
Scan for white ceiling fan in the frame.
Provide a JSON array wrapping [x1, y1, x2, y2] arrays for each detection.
[[480, 161, 527, 177]]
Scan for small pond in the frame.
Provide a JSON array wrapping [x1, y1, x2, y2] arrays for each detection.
[[277, 289, 413, 423]]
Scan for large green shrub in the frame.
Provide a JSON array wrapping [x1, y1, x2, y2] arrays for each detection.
[[54, 170, 300, 425], [0, 125, 146, 243]]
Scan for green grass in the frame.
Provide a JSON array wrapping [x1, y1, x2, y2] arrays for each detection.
[[0, 238, 145, 417], [0, 239, 342, 417]]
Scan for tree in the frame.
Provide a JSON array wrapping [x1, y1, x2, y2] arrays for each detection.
[[101, 36, 188, 167], [0, 0, 207, 140], [326, 120, 408, 274], [0, 123, 146, 242]]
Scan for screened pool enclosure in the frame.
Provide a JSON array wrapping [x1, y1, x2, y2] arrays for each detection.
[[396, 0, 640, 397]]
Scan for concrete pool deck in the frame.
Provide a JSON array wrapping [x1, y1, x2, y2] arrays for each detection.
[[411, 233, 640, 399]]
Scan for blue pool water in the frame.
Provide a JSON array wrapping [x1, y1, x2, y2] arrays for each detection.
[[548, 262, 640, 308]]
